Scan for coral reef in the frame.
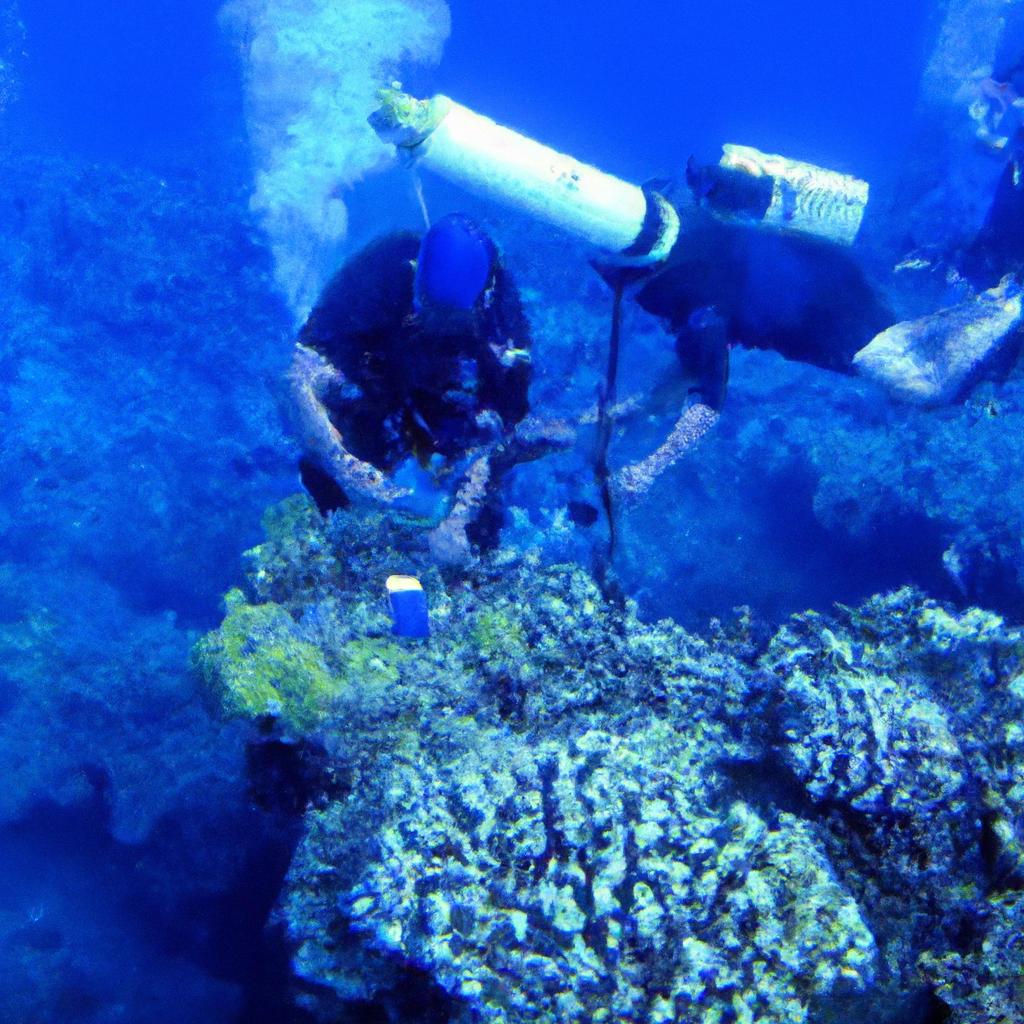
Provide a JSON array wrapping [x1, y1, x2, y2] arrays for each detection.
[[341, 727, 873, 1024], [195, 587, 341, 734], [221, 0, 451, 317], [199, 499, 1024, 1023], [919, 890, 1024, 1023], [757, 589, 1024, 1015], [0, 148, 294, 623], [0, 145, 296, 840], [6, 5, 1024, 1022]]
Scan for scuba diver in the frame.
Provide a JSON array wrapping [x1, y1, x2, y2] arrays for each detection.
[[965, 20, 1024, 291], [364, 91, 1023, 505], [291, 212, 566, 562], [370, 91, 910, 492], [623, 158, 893, 411], [964, 138, 1024, 287], [585, 156, 896, 499]]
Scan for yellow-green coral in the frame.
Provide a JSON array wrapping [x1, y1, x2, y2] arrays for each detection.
[[335, 639, 403, 693], [195, 589, 339, 733], [917, 604, 1006, 650], [470, 607, 528, 666]]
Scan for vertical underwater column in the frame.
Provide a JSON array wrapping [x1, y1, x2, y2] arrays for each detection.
[[221, 0, 452, 320], [0, 0, 24, 114]]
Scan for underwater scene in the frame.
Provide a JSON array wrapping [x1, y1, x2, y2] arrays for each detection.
[[3, 0, 1024, 1021]]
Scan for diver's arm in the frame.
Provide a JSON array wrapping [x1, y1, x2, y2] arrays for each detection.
[[614, 402, 720, 499], [479, 261, 533, 425], [426, 417, 576, 565], [608, 304, 727, 500], [427, 452, 491, 565], [289, 344, 411, 505]]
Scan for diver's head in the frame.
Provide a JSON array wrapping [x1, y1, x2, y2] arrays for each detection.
[[414, 213, 495, 312]]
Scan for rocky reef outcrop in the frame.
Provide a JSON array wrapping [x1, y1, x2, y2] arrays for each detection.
[[199, 497, 1024, 1023]]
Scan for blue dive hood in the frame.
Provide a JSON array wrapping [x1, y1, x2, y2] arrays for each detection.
[[414, 213, 494, 311]]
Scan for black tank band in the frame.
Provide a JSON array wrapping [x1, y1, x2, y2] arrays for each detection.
[[621, 182, 673, 260]]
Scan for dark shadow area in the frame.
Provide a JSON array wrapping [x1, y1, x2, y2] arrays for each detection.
[[627, 459, 957, 631], [0, 770, 308, 1023], [85, 546, 255, 630]]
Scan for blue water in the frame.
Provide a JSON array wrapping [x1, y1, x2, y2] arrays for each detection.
[[1, 0, 1020, 1020], [443, 0, 931, 182]]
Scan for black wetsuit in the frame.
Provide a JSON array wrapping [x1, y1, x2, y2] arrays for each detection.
[[633, 188, 891, 409], [298, 232, 532, 473]]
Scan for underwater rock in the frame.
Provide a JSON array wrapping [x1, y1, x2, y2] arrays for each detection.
[[887, 0, 1014, 254], [0, 147, 295, 839], [761, 588, 1024, 998], [853, 277, 1023, 405], [205, 500, 874, 1022], [195, 587, 346, 735], [200, 500, 1024, 1022], [919, 889, 1024, 1023], [0, 563, 251, 843]]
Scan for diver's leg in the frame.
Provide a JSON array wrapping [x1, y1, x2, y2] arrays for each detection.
[[675, 306, 731, 411]]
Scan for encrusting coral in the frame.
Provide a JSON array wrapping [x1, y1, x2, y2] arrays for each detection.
[[760, 589, 1024, 1011], [340, 725, 874, 1024], [197, 497, 1024, 1022], [919, 889, 1024, 1023]]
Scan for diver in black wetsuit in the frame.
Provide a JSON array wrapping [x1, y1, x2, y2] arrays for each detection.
[[629, 161, 892, 410], [935, 8, 1024, 290], [964, 18, 1024, 291], [291, 213, 550, 557], [963, 140, 1024, 289], [298, 214, 530, 480]]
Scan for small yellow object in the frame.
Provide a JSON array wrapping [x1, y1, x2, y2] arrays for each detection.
[[385, 575, 430, 639], [385, 574, 423, 594]]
